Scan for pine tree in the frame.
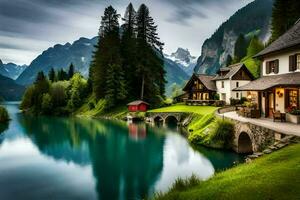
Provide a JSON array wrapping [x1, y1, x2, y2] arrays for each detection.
[[105, 64, 127, 108], [226, 55, 233, 67], [57, 69, 68, 81], [234, 34, 247, 62], [90, 6, 121, 99], [270, 0, 300, 42], [121, 3, 137, 99], [247, 36, 264, 57], [135, 4, 166, 105], [48, 68, 56, 82], [68, 63, 75, 79]]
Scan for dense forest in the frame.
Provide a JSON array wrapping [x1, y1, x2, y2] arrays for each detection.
[[228, 0, 300, 77], [20, 4, 166, 115]]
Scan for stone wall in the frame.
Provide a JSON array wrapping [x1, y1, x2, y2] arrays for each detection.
[[231, 119, 277, 153]]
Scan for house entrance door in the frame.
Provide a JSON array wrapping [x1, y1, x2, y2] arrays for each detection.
[[268, 93, 274, 118]]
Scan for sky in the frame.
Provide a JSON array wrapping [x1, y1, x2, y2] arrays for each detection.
[[0, 0, 253, 65]]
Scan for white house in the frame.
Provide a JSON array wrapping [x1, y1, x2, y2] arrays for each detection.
[[235, 19, 300, 118], [181, 63, 254, 105], [213, 63, 254, 104]]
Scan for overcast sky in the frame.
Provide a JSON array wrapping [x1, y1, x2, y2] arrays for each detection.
[[0, 0, 253, 65]]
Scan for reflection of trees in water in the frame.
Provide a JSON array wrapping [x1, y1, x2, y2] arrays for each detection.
[[19, 115, 165, 200], [0, 122, 9, 145], [89, 123, 165, 200]]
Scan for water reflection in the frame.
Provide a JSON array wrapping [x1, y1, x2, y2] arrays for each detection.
[[0, 103, 243, 200]]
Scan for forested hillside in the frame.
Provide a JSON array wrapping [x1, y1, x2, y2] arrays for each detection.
[[194, 0, 273, 75]]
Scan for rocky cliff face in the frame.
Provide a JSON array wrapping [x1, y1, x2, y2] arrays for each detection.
[[194, 0, 273, 75]]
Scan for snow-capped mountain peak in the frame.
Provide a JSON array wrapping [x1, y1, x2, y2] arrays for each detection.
[[165, 48, 197, 75]]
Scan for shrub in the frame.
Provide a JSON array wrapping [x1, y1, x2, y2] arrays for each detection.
[[0, 106, 9, 123], [41, 93, 53, 114], [210, 118, 235, 148], [170, 175, 201, 192], [290, 109, 300, 115]]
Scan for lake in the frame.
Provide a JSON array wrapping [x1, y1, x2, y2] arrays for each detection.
[[0, 102, 243, 200]]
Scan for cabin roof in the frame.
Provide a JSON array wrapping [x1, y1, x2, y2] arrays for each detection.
[[255, 19, 300, 58], [127, 100, 149, 106], [213, 63, 253, 80], [183, 74, 217, 91], [234, 72, 300, 91]]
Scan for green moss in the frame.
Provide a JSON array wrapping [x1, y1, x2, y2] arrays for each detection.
[[154, 143, 300, 200]]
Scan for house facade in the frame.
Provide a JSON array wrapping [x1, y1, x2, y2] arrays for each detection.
[[182, 74, 217, 101], [213, 63, 254, 104], [235, 20, 300, 118], [182, 63, 253, 105]]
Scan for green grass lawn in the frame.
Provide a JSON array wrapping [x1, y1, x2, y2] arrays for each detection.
[[148, 104, 218, 115], [155, 143, 300, 200]]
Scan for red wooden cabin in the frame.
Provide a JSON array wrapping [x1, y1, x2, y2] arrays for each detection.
[[127, 100, 149, 112]]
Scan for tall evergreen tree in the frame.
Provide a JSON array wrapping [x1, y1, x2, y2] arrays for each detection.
[[48, 68, 56, 82], [135, 4, 166, 105], [57, 69, 68, 81], [121, 3, 137, 99], [234, 34, 247, 62], [90, 6, 121, 99], [270, 0, 300, 42], [68, 63, 75, 79], [105, 64, 127, 108], [226, 55, 233, 67], [247, 36, 264, 57]]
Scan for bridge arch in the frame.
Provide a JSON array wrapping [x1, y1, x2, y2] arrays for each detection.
[[165, 115, 179, 126], [153, 116, 164, 124], [237, 132, 253, 153]]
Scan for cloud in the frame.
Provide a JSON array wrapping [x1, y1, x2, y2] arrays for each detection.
[[0, 0, 253, 64]]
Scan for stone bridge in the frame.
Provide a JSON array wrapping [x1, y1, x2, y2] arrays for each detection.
[[146, 112, 187, 125], [217, 107, 287, 154]]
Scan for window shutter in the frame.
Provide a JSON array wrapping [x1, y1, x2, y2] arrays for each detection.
[[289, 55, 296, 71], [266, 61, 270, 74], [274, 60, 279, 74]]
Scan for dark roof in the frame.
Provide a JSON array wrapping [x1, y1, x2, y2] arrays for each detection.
[[234, 72, 300, 91], [213, 63, 247, 80], [197, 74, 217, 91], [255, 19, 300, 58], [183, 74, 217, 91], [127, 100, 149, 106]]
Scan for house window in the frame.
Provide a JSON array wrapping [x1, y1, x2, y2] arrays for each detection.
[[297, 54, 300, 70], [288, 90, 299, 108], [221, 81, 224, 88], [266, 60, 279, 74], [236, 92, 239, 99], [236, 82, 239, 88]]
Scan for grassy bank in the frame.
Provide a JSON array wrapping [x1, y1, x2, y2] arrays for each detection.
[[75, 97, 127, 119], [148, 104, 218, 115], [155, 143, 300, 200], [149, 104, 231, 148]]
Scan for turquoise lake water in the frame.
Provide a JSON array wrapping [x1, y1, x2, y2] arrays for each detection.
[[0, 102, 243, 199]]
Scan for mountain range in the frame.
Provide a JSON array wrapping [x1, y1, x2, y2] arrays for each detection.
[[0, 74, 25, 101], [16, 37, 189, 95], [165, 48, 197, 75], [3, 0, 274, 100], [194, 0, 273, 75], [0, 59, 27, 80]]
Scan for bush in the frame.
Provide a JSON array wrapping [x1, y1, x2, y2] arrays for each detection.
[[0, 106, 9, 123], [210, 118, 235, 148], [41, 93, 53, 114], [290, 109, 300, 115]]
